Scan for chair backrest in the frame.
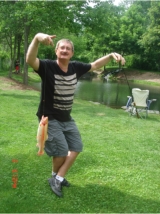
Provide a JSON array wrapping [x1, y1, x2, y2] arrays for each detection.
[[132, 88, 149, 107]]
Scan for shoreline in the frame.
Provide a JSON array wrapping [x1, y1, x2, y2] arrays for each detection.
[[1, 69, 160, 91], [94, 69, 160, 85]]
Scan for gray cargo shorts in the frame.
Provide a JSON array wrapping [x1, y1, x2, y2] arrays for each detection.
[[44, 118, 83, 157]]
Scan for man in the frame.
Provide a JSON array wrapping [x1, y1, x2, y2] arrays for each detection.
[[26, 33, 125, 197]]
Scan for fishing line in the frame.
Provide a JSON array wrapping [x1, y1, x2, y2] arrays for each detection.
[[121, 63, 140, 118], [121, 64, 132, 95], [42, 62, 47, 116]]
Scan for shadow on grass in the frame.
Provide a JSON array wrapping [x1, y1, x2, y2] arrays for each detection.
[[1, 152, 160, 213], [147, 116, 160, 122], [126, 116, 160, 122], [66, 184, 160, 213], [1, 179, 160, 213]]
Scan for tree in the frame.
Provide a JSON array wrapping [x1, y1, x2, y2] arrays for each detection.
[[0, 1, 89, 84], [0, 1, 19, 77], [119, 2, 149, 55], [139, 1, 160, 70], [79, 0, 126, 70]]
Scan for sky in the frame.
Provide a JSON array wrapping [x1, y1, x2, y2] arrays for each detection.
[[114, 0, 122, 5], [89, 0, 123, 7], [88, 0, 125, 9]]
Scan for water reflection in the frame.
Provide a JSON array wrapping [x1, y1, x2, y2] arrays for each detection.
[[74, 79, 160, 110], [32, 78, 160, 111]]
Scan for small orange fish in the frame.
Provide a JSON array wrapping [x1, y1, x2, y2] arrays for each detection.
[[36, 115, 48, 155]]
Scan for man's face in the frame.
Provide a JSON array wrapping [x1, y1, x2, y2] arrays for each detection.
[[55, 42, 74, 60]]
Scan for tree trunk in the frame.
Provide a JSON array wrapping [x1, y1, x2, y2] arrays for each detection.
[[17, 34, 22, 73], [23, 21, 30, 85], [17, 34, 22, 59], [6, 32, 14, 78]]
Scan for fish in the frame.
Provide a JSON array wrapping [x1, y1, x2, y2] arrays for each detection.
[[36, 115, 48, 155]]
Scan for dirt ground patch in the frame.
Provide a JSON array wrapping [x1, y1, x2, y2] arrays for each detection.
[[0, 77, 35, 91], [119, 70, 160, 83], [94, 69, 160, 83]]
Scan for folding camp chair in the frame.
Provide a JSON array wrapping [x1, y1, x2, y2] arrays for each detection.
[[126, 88, 157, 118]]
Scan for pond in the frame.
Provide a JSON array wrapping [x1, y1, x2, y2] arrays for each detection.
[[33, 76, 160, 111], [74, 77, 160, 111]]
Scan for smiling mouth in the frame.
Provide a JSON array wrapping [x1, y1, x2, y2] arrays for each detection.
[[61, 53, 68, 56]]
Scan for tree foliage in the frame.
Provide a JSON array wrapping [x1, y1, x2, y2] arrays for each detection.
[[138, 1, 160, 70], [0, 0, 160, 84]]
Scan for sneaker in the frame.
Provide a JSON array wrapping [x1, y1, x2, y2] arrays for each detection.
[[49, 175, 70, 187], [62, 178, 70, 187], [48, 177, 62, 197]]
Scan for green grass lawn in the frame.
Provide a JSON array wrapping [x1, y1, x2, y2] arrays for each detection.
[[0, 75, 160, 213]]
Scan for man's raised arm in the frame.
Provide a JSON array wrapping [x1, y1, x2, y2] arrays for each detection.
[[26, 33, 56, 71], [89, 52, 125, 72]]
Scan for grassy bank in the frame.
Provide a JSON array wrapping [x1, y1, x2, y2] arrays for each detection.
[[0, 77, 160, 213], [123, 68, 160, 86]]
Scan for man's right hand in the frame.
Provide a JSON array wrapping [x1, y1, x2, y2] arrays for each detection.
[[26, 33, 56, 71], [35, 33, 56, 46]]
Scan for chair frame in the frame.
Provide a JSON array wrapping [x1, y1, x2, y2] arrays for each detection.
[[126, 88, 157, 119]]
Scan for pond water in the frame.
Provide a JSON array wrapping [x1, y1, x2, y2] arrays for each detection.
[[33, 77, 160, 111], [74, 78, 160, 111]]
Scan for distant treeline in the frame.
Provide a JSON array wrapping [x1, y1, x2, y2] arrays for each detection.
[[0, 1, 160, 83]]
